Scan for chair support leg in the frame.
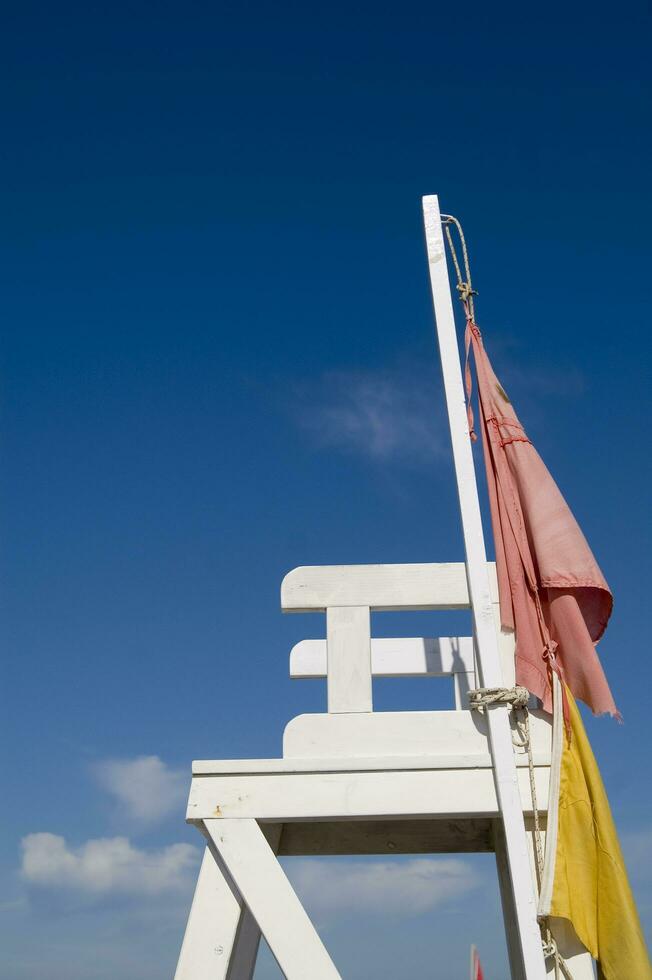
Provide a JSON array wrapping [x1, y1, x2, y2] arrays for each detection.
[[175, 825, 282, 980], [494, 819, 527, 980], [204, 818, 341, 980]]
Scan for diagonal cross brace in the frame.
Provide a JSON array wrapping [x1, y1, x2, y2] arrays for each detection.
[[175, 846, 262, 980], [204, 819, 341, 980]]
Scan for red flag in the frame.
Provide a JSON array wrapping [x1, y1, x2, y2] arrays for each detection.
[[464, 312, 618, 719], [470, 945, 484, 980]]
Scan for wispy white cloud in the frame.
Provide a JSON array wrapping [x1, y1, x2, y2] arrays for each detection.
[[292, 342, 585, 467], [93, 755, 187, 824], [286, 856, 479, 923], [297, 367, 447, 464], [20, 833, 199, 896]]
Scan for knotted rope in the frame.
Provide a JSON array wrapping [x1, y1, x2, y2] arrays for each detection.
[[469, 685, 572, 978], [468, 685, 529, 710], [441, 213, 477, 320]]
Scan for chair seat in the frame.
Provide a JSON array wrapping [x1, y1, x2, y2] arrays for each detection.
[[283, 708, 552, 766], [187, 751, 550, 826]]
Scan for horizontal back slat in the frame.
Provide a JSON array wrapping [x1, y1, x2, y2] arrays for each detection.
[[281, 562, 498, 612], [290, 636, 475, 678]]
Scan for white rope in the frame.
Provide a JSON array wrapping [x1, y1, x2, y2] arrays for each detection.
[[543, 937, 575, 980], [441, 213, 478, 320], [469, 685, 573, 978], [468, 685, 529, 710]]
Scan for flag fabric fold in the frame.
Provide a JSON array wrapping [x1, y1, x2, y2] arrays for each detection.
[[540, 682, 651, 979], [464, 314, 618, 718]]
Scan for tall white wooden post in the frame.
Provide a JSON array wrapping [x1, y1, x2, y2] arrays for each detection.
[[422, 195, 547, 979]]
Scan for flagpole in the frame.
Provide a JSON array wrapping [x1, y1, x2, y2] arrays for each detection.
[[470, 944, 476, 980], [422, 194, 546, 980]]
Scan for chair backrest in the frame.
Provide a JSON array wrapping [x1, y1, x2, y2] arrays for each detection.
[[281, 562, 503, 714], [289, 637, 475, 710]]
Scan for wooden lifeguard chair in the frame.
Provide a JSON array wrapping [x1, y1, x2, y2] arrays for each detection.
[[174, 197, 594, 979]]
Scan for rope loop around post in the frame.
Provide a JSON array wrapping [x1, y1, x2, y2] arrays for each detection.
[[468, 685, 530, 710], [441, 213, 477, 320]]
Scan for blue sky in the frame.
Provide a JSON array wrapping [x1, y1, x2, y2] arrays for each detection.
[[1, 2, 650, 977]]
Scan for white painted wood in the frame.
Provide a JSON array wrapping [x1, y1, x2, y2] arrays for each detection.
[[192, 752, 535, 774], [175, 847, 246, 980], [281, 561, 498, 612], [291, 635, 476, 709], [326, 605, 372, 713], [454, 670, 474, 709], [191, 755, 506, 775], [175, 829, 282, 980], [282, 709, 552, 763], [226, 909, 262, 980], [290, 636, 475, 677], [173, 195, 597, 977], [204, 819, 341, 980], [493, 820, 527, 980], [187, 767, 551, 822], [423, 194, 547, 978], [493, 601, 517, 688]]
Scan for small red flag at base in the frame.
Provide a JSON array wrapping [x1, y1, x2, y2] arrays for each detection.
[[470, 944, 484, 980]]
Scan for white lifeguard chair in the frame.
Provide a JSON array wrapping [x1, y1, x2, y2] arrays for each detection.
[[174, 197, 594, 979]]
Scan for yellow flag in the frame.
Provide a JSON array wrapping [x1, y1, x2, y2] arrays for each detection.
[[548, 689, 651, 979]]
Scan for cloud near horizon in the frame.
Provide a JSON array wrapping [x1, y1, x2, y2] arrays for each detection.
[[286, 856, 480, 923], [20, 833, 199, 897]]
